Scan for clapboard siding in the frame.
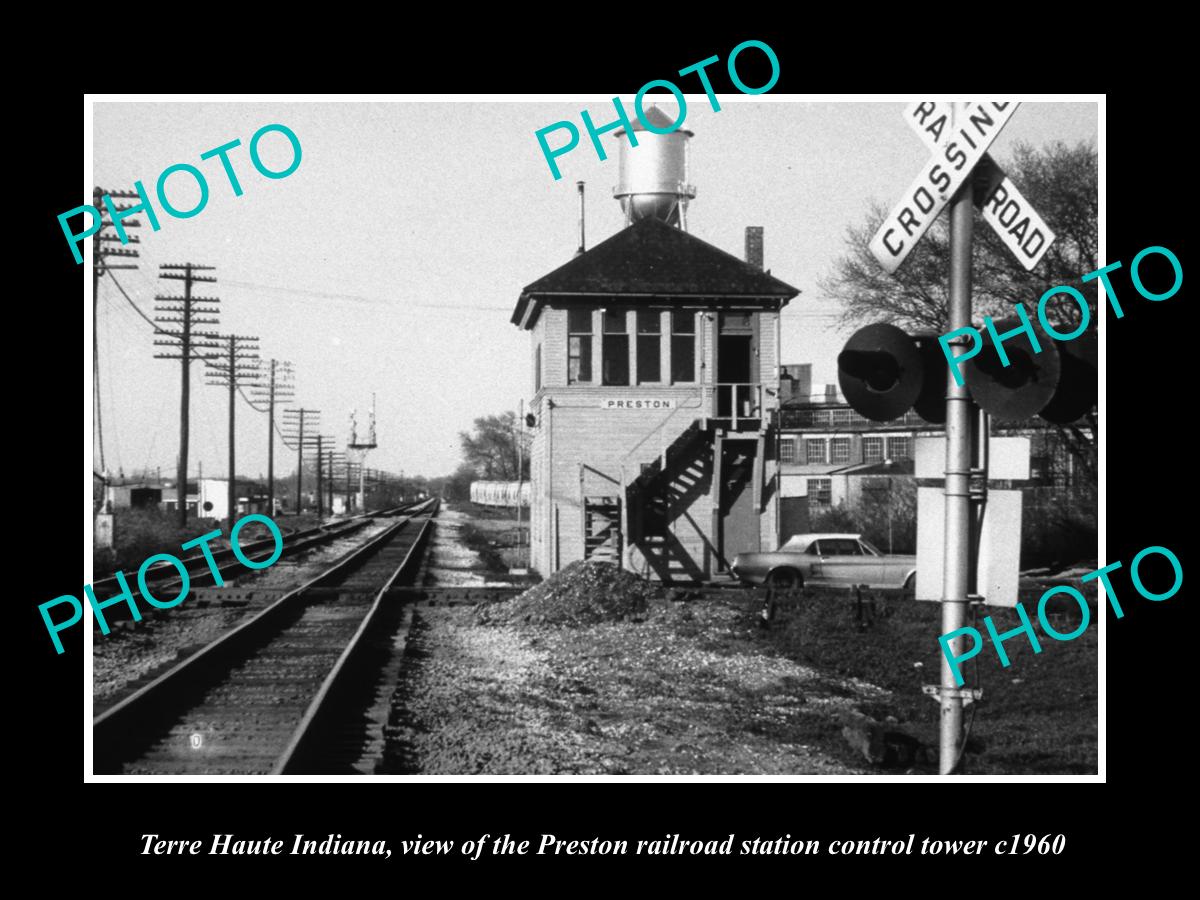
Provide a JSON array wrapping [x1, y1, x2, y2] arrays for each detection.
[[526, 303, 784, 577]]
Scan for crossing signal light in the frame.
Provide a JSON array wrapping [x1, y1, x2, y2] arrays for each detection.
[[838, 319, 1096, 424], [837, 324, 945, 423], [1037, 331, 1096, 424], [963, 316, 1061, 420]]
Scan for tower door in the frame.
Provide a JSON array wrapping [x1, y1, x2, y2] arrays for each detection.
[[719, 441, 758, 564], [717, 336, 754, 416], [717, 312, 757, 418]]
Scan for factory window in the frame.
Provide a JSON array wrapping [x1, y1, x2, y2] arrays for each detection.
[[671, 311, 695, 383], [886, 436, 911, 460], [637, 310, 661, 383], [568, 308, 592, 384], [779, 438, 797, 463], [602, 309, 630, 386], [863, 437, 884, 464], [830, 437, 851, 464], [535, 344, 542, 391], [1030, 455, 1049, 481], [805, 438, 827, 464], [807, 478, 832, 506]]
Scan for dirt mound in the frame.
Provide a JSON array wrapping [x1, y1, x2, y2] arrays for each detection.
[[474, 560, 658, 626]]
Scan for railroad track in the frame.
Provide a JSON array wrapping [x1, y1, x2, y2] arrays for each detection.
[[93, 499, 439, 775], [90, 502, 424, 627]]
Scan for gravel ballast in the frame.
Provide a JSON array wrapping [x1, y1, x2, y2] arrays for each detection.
[[383, 596, 880, 775]]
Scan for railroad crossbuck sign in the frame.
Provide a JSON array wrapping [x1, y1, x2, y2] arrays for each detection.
[[903, 102, 1056, 271], [869, 102, 1054, 274]]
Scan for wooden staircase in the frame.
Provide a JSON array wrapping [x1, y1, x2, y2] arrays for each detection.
[[626, 420, 711, 569], [583, 496, 621, 563]]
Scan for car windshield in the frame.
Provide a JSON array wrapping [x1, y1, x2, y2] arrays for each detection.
[[858, 538, 883, 556]]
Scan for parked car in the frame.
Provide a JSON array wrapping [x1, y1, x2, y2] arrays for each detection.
[[730, 533, 916, 591]]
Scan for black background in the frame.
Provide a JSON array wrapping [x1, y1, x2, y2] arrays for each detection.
[[21, 25, 1188, 882]]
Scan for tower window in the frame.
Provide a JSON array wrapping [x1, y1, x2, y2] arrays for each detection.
[[568, 308, 592, 384], [671, 311, 695, 383], [637, 310, 661, 383], [603, 309, 629, 386]]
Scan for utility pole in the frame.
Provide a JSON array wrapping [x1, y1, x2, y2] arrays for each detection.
[[281, 408, 320, 515], [517, 399, 526, 568], [207, 334, 261, 526], [155, 263, 220, 528], [939, 102, 976, 776], [306, 435, 336, 518], [251, 359, 294, 516], [92, 188, 141, 477], [326, 449, 345, 514], [315, 435, 324, 518]]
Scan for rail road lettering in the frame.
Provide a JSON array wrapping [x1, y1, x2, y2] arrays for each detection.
[[535, 39, 780, 180], [41, 514, 283, 654], [939, 544, 1182, 685], [601, 398, 675, 410], [59, 123, 302, 264]]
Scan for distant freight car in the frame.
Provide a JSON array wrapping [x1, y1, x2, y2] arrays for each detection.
[[469, 481, 531, 507]]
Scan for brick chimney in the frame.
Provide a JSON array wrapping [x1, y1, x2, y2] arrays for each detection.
[[745, 226, 764, 270], [779, 372, 795, 402]]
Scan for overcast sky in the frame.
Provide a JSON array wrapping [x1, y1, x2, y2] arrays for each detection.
[[91, 98, 1097, 482]]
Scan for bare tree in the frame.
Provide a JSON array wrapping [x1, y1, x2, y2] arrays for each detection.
[[459, 412, 531, 481], [822, 140, 1098, 334], [821, 140, 1098, 475]]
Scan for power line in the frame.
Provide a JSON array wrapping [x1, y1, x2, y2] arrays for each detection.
[[106, 268, 160, 332], [220, 279, 513, 312], [102, 300, 121, 476], [107, 268, 269, 416], [93, 187, 143, 474], [223, 277, 848, 318]]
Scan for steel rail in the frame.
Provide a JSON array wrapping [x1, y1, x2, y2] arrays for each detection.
[[92, 499, 437, 772], [273, 506, 437, 774]]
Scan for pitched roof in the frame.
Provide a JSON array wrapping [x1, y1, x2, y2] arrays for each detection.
[[615, 105, 693, 137], [512, 217, 800, 327]]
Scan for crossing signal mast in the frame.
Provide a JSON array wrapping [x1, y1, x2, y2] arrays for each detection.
[[347, 393, 378, 512], [853, 102, 1097, 776]]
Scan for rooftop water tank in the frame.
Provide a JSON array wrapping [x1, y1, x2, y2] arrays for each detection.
[[613, 106, 696, 229]]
